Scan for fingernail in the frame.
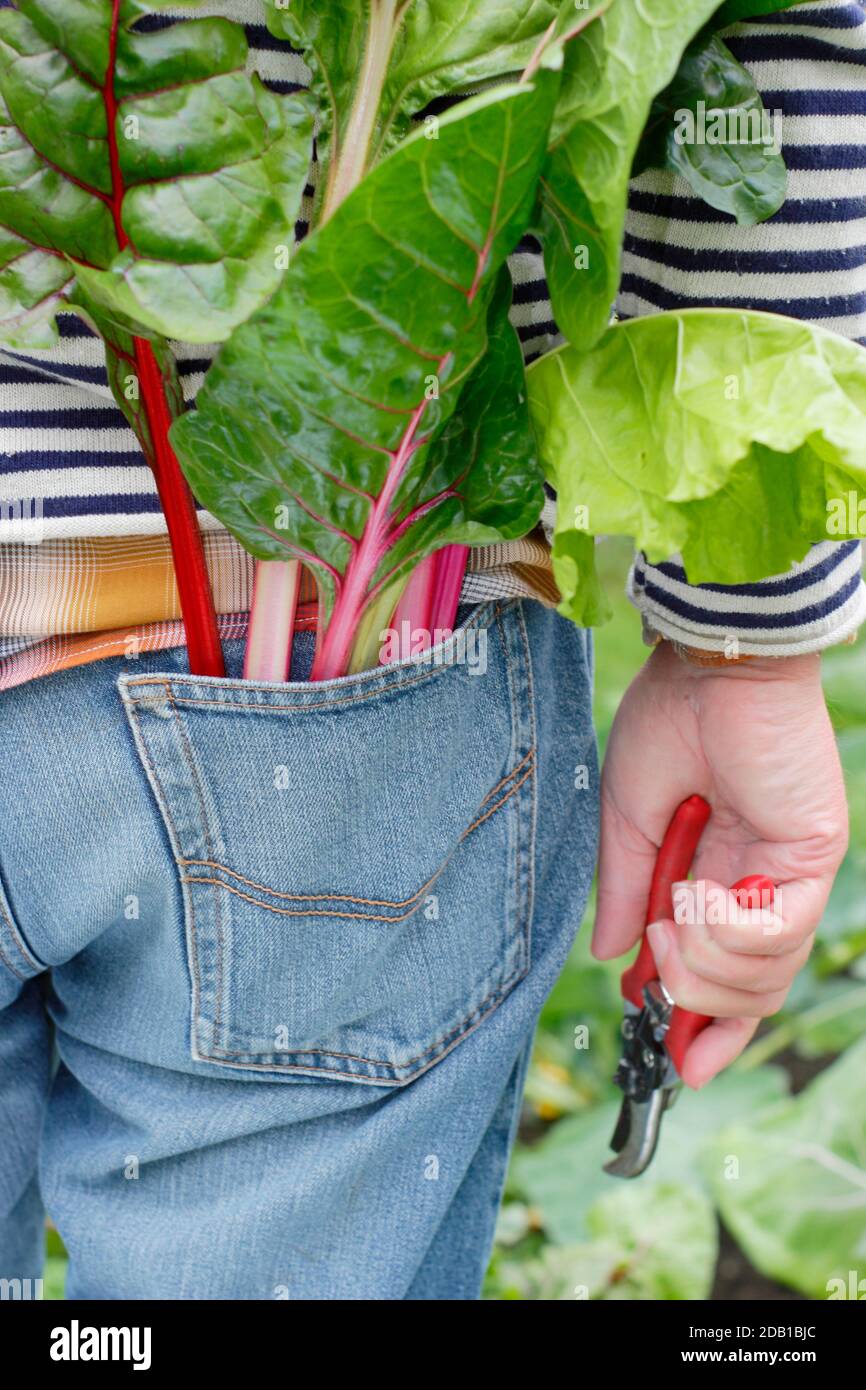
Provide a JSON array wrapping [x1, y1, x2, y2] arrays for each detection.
[[647, 920, 669, 965]]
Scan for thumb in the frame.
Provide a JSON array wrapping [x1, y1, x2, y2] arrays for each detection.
[[592, 792, 661, 961]]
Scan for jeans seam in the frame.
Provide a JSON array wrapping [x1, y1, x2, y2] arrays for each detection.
[[120, 604, 503, 707], [178, 748, 536, 909], [179, 764, 535, 921], [126, 665, 462, 716], [203, 957, 528, 1076], [515, 601, 539, 978], [125, 696, 209, 1063], [0, 880, 43, 978], [164, 692, 228, 1048], [0, 933, 25, 981]]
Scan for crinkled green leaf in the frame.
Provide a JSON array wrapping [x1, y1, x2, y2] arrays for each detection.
[[0, 1, 314, 347], [704, 1038, 866, 1299], [171, 80, 555, 666], [266, 0, 561, 177], [510, 1065, 788, 1243], [788, 979, 866, 1059], [0, 219, 74, 350], [527, 308, 866, 625], [540, 0, 725, 350], [547, 530, 612, 627], [489, 1184, 716, 1300], [633, 33, 787, 224], [586, 1183, 718, 1299]]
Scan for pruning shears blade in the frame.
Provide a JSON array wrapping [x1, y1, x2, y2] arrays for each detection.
[[603, 794, 711, 1181], [604, 1088, 675, 1179], [603, 794, 774, 1179], [603, 985, 679, 1179]]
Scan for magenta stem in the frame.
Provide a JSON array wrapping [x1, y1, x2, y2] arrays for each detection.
[[310, 395, 431, 681], [429, 544, 469, 635], [384, 553, 437, 663], [244, 559, 301, 681]]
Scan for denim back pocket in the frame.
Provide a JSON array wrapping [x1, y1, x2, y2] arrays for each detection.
[[119, 602, 536, 1085]]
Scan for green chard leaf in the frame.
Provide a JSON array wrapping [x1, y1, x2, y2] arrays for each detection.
[[265, 0, 562, 204], [0, 1, 314, 677], [633, 32, 787, 224], [171, 78, 556, 680], [0, 0, 314, 348], [527, 308, 866, 625], [540, 0, 726, 350]]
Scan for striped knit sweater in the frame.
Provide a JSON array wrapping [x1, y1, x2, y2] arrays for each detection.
[[0, 0, 864, 665]]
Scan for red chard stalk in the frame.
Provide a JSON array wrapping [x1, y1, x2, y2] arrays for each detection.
[[170, 76, 556, 680], [0, 0, 313, 675], [191, 0, 585, 682]]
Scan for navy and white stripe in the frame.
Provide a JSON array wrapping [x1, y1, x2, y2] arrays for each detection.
[[0, 0, 864, 654], [620, 1, 866, 344], [618, 0, 866, 654], [630, 540, 866, 656]]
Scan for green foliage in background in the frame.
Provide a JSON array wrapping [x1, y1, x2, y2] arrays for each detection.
[[485, 539, 866, 1302]]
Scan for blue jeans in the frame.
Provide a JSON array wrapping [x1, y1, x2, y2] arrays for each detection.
[[0, 599, 597, 1300]]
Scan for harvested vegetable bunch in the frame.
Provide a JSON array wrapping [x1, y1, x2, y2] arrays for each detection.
[[169, 0, 866, 677], [0, 0, 313, 675], [172, 0, 585, 680]]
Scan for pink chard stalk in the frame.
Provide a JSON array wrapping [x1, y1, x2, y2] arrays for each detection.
[[170, 8, 626, 682]]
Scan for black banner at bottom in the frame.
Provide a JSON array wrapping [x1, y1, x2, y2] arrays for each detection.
[[4, 1295, 861, 1375]]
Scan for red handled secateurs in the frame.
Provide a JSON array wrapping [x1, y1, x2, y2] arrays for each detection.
[[604, 794, 774, 1179]]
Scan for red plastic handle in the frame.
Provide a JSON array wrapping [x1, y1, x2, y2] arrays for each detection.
[[621, 795, 775, 1075]]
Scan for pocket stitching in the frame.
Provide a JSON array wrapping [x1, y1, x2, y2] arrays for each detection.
[[179, 759, 535, 921], [514, 601, 539, 976], [125, 696, 214, 1058], [128, 662, 463, 717], [121, 604, 502, 709], [178, 747, 536, 911], [122, 599, 534, 1083], [0, 932, 26, 981]]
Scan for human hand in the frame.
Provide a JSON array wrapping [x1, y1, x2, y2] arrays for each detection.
[[593, 641, 848, 1088]]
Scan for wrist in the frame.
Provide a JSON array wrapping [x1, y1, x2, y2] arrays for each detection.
[[654, 638, 821, 684]]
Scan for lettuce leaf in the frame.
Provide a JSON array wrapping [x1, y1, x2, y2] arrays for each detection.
[[704, 1037, 866, 1299], [527, 308, 866, 624]]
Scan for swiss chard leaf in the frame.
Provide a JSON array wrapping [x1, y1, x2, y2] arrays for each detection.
[[527, 308, 866, 625], [266, 0, 561, 189], [633, 32, 787, 224], [0, 2, 314, 678], [171, 78, 556, 679], [539, 0, 726, 350], [0, 0, 314, 347]]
